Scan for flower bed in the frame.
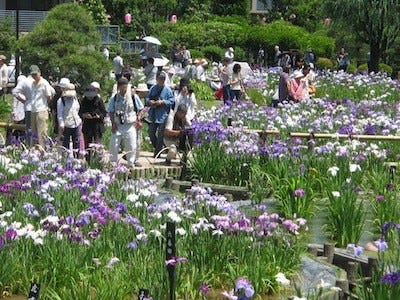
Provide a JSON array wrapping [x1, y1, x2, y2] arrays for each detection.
[[0, 146, 307, 299]]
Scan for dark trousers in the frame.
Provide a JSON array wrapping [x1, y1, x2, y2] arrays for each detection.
[[148, 122, 166, 157], [222, 85, 232, 104], [232, 90, 242, 101], [62, 127, 80, 157]]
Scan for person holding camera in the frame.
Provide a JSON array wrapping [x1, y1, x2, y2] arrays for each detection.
[[145, 72, 175, 158], [163, 103, 192, 166], [79, 83, 107, 162], [108, 77, 138, 167]]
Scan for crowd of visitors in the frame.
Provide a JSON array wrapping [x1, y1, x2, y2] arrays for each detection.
[[1, 42, 349, 167]]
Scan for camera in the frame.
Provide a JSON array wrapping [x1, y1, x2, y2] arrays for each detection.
[[117, 112, 125, 124]]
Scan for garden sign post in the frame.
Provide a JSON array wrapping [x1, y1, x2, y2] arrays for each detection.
[[166, 221, 176, 300]]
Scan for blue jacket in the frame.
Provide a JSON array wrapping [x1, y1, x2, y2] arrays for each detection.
[[145, 84, 175, 124]]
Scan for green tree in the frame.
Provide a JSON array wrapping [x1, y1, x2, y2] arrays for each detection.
[[76, 0, 109, 25], [17, 3, 110, 90], [323, 0, 400, 73], [0, 18, 16, 54]]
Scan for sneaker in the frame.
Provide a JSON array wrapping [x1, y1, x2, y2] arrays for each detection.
[[134, 161, 142, 167]]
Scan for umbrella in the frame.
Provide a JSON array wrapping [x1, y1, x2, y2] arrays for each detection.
[[142, 36, 162, 45], [153, 56, 169, 67], [144, 51, 163, 59]]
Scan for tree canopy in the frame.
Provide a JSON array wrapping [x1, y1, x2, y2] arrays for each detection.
[[17, 3, 110, 90], [323, 0, 400, 72]]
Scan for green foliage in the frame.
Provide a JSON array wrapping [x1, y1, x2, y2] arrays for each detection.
[[243, 21, 334, 65], [0, 18, 15, 55], [201, 45, 224, 62], [78, 0, 109, 25], [246, 88, 267, 106], [357, 63, 394, 75], [379, 63, 393, 76], [211, 0, 249, 17], [347, 64, 357, 74], [316, 57, 334, 70], [357, 63, 368, 73], [17, 3, 110, 92], [121, 52, 140, 68], [323, 0, 400, 72], [189, 80, 215, 102], [189, 49, 204, 60], [153, 21, 246, 56]]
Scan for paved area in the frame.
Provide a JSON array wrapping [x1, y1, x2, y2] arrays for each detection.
[[119, 151, 184, 179]]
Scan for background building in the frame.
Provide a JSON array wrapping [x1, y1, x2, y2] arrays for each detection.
[[0, 0, 70, 11]]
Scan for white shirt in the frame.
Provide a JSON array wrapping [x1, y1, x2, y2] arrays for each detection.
[[113, 55, 124, 75], [30, 77, 53, 113], [12, 76, 34, 112], [12, 96, 25, 122], [57, 96, 82, 128], [174, 92, 196, 125], [0, 64, 8, 89], [224, 51, 234, 60], [102, 48, 109, 60]]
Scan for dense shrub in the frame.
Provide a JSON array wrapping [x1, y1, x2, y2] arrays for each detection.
[[357, 63, 368, 73], [316, 57, 334, 70], [357, 63, 393, 75], [190, 49, 204, 61], [199, 45, 223, 62], [379, 63, 393, 75]]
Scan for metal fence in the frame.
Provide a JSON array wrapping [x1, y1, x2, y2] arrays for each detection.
[[0, 10, 47, 32], [96, 25, 120, 45]]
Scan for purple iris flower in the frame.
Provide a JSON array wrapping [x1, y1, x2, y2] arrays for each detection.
[[199, 282, 210, 295], [374, 238, 388, 251], [5, 228, 17, 240], [294, 188, 305, 197], [381, 272, 400, 285]]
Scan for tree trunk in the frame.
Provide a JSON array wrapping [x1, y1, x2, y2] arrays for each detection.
[[369, 42, 380, 73]]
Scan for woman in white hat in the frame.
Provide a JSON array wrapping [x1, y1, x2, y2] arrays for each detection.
[[57, 83, 82, 156]]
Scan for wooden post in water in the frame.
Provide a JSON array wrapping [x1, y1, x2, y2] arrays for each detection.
[[324, 243, 335, 264], [366, 257, 378, 278], [346, 261, 358, 281], [307, 244, 318, 256], [335, 279, 349, 300]]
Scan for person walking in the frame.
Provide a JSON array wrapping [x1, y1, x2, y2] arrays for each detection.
[[79, 83, 107, 162], [144, 57, 158, 90], [108, 78, 138, 167], [145, 72, 175, 158], [0, 55, 8, 96], [113, 51, 124, 80], [57, 83, 82, 157], [219, 57, 233, 104], [337, 48, 350, 72], [131, 83, 148, 166], [230, 63, 244, 102], [29, 65, 54, 147]]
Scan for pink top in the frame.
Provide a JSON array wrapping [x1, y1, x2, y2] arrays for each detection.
[[289, 78, 304, 101]]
